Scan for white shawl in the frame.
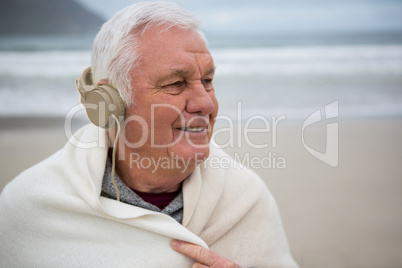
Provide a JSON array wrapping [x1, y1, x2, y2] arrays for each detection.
[[0, 124, 297, 268]]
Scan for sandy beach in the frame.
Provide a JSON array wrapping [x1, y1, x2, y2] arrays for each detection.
[[1, 116, 402, 268]]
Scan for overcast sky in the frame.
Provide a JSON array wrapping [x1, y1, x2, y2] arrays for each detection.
[[76, 0, 402, 35]]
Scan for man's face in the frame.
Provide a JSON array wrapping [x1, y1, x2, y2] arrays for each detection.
[[121, 26, 218, 171]]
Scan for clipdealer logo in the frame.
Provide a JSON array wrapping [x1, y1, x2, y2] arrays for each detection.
[[64, 100, 339, 168], [302, 101, 339, 167]]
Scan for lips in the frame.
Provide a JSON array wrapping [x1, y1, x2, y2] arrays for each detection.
[[177, 126, 206, 132], [174, 117, 209, 133]]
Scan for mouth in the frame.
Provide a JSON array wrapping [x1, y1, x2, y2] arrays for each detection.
[[177, 126, 207, 132]]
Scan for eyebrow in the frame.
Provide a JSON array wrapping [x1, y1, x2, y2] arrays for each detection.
[[171, 69, 190, 77], [204, 66, 216, 76], [156, 66, 216, 85], [155, 69, 189, 85]]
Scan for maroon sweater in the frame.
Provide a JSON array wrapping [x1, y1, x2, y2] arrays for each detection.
[[132, 188, 181, 210]]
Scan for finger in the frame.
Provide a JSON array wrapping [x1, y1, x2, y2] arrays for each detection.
[[192, 263, 209, 268], [170, 240, 217, 266]]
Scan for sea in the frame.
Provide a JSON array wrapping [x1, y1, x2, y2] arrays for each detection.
[[1, 32, 402, 122]]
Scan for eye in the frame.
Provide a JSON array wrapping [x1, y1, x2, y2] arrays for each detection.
[[167, 80, 185, 87], [201, 79, 213, 90], [161, 80, 187, 95]]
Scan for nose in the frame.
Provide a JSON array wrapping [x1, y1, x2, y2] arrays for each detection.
[[185, 83, 214, 115]]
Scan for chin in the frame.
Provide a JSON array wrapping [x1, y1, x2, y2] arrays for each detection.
[[170, 144, 210, 167]]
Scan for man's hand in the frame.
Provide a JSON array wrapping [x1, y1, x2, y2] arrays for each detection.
[[170, 240, 241, 268]]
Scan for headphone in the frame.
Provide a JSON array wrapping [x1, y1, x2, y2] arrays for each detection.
[[76, 66, 124, 201], [75, 67, 126, 129]]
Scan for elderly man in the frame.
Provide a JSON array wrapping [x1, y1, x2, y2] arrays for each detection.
[[0, 2, 298, 267]]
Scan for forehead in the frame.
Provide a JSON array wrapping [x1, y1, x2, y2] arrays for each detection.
[[136, 26, 214, 75]]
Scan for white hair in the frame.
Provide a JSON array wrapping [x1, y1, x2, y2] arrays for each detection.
[[91, 1, 207, 106]]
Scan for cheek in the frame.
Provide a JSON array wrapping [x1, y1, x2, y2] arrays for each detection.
[[120, 114, 149, 147], [153, 104, 185, 125], [151, 104, 186, 143]]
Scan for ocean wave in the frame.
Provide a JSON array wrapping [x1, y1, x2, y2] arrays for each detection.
[[1, 45, 402, 77], [212, 45, 402, 76], [1, 44, 401, 118], [0, 50, 91, 77]]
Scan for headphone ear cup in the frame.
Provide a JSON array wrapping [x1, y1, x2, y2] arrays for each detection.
[[83, 85, 125, 129]]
